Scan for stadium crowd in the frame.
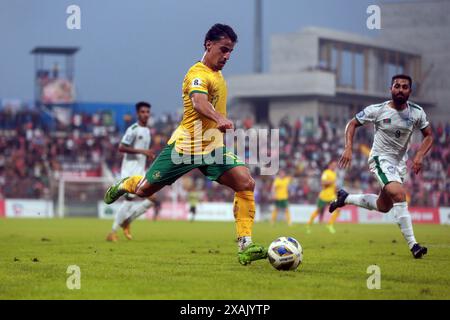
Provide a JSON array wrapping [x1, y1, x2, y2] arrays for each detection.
[[0, 106, 449, 207]]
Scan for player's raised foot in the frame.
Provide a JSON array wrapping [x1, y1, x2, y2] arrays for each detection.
[[326, 224, 336, 234], [106, 232, 119, 242], [104, 177, 128, 204], [329, 189, 349, 213], [237, 243, 268, 265], [121, 218, 132, 240], [411, 243, 427, 259]]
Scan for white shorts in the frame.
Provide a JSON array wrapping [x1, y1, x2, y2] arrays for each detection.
[[368, 156, 407, 188], [120, 160, 146, 179]]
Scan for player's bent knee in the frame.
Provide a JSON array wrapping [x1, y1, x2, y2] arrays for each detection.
[[239, 176, 255, 192], [248, 177, 256, 191], [385, 183, 406, 203], [391, 192, 406, 203]]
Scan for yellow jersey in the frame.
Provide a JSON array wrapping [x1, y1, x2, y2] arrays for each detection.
[[168, 61, 227, 155], [273, 176, 291, 200], [318, 169, 337, 202]]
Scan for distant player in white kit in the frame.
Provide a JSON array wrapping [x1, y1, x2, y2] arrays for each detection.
[[106, 102, 156, 242], [329, 74, 433, 259]]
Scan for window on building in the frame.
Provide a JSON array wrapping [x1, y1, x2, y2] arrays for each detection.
[[319, 40, 366, 91], [379, 50, 409, 91]]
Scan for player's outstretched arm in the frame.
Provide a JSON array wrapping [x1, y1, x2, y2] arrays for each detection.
[[339, 118, 362, 169], [191, 92, 233, 132], [118, 143, 155, 160], [412, 125, 434, 174]]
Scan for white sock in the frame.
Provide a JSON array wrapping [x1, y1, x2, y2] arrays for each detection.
[[345, 194, 378, 210], [392, 202, 417, 249], [126, 199, 153, 224], [238, 236, 253, 252], [112, 201, 133, 232]]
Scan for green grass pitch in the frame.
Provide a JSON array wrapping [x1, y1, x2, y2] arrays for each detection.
[[0, 218, 449, 299]]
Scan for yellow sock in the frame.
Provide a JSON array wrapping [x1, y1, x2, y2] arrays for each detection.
[[121, 175, 143, 193], [271, 208, 278, 224], [233, 191, 255, 238], [307, 209, 319, 225], [328, 209, 340, 225], [285, 209, 292, 225]]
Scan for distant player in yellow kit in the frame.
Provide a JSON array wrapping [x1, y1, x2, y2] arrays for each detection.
[[306, 160, 340, 234], [271, 170, 292, 226]]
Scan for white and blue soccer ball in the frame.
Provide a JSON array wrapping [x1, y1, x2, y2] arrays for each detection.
[[268, 237, 303, 271]]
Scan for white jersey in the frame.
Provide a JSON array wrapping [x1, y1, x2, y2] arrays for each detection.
[[120, 122, 151, 178], [355, 101, 429, 163]]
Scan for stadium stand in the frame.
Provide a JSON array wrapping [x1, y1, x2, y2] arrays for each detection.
[[0, 105, 448, 207]]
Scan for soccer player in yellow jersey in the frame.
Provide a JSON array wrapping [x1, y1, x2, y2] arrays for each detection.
[[104, 24, 267, 265], [306, 160, 340, 234], [271, 170, 292, 226]]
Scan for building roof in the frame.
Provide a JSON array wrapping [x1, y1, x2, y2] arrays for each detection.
[[283, 26, 421, 56], [30, 47, 80, 55]]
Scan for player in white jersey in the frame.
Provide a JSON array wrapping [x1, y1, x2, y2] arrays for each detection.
[[106, 102, 156, 242], [329, 75, 433, 259]]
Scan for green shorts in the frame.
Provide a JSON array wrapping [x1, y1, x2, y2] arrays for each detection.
[[316, 198, 328, 210], [275, 199, 289, 209], [145, 143, 246, 186]]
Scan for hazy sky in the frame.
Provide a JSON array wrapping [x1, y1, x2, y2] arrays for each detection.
[[1, 0, 399, 115]]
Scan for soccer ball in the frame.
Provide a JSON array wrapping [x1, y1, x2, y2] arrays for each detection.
[[267, 237, 303, 271]]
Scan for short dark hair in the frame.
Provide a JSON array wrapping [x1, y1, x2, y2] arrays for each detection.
[[135, 101, 151, 112], [204, 23, 238, 50], [391, 74, 413, 87]]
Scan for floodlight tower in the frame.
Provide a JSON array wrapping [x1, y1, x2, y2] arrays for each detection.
[[254, 0, 263, 73], [30, 46, 79, 107]]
